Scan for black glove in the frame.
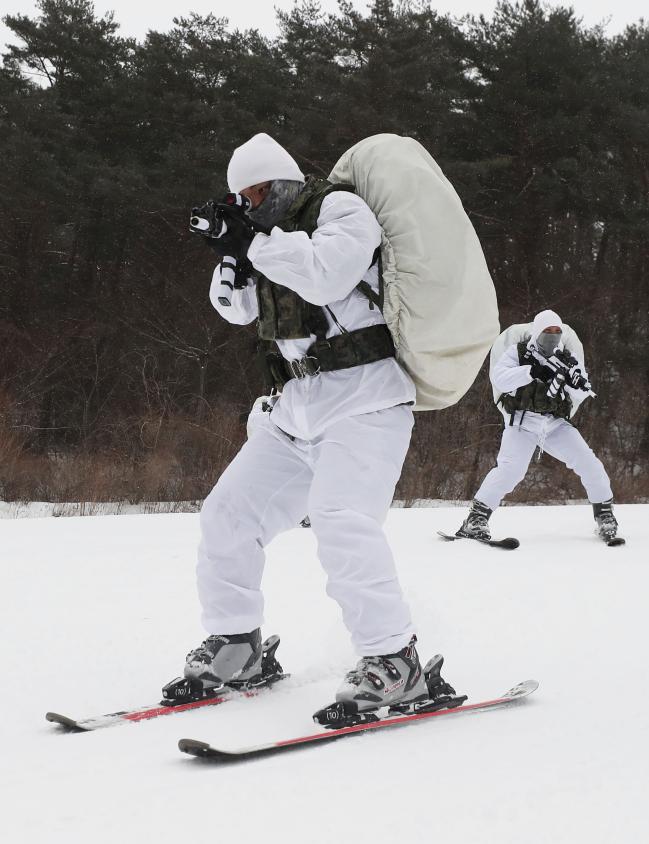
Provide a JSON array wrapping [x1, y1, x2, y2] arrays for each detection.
[[207, 208, 256, 261], [565, 367, 587, 390], [233, 257, 255, 289], [522, 348, 553, 382]]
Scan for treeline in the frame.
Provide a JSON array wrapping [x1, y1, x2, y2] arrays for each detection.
[[1, 0, 648, 504]]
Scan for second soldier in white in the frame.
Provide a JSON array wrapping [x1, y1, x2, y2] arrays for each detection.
[[456, 309, 620, 544]]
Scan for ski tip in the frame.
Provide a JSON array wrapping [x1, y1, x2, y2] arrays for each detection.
[[502, 679, 539, 699], [437, 531, 457, 541]]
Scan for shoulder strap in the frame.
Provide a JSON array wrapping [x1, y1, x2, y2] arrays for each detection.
[[356, 247, 384, 311]]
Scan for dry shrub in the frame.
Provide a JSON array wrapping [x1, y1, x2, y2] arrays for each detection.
[[0, 396, 247, 503], [0, 431, 30, 498], [0, 390, 51, 500], [1, 382, 647, 505]]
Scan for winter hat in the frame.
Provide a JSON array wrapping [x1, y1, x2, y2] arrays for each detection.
[[531, 309, 562, 341], [227, 133, 305, 194]]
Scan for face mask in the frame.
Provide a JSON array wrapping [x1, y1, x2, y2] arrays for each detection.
[[247, 179, 304, 228], [536, 330, 562, 357]]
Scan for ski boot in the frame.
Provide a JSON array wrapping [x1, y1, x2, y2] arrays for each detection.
[[592, 500, 625, 546], [456, 499, 492, 541], [313, 638, 467, 728], [161, 632, 286, 705]]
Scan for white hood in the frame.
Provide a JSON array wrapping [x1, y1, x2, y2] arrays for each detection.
[[531, 309, 563, 343], [227, 133, 305, 194]]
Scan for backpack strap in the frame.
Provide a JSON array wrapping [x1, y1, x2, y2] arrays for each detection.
[[356, 247, 384, 311]]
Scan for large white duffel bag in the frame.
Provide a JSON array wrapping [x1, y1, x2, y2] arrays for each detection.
[[329, 133, 500, 410]]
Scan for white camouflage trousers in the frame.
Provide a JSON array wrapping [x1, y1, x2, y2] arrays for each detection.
[[475, 411, 613, 511], [197, 404, 415, 655]]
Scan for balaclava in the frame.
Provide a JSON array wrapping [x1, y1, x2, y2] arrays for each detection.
[[247, 179, 304, 228]]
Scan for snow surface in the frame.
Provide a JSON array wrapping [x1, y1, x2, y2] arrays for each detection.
[[2, 505, 648, 843]]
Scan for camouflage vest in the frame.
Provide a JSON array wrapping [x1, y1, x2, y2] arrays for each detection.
[[499, 342, 572, 420], [256, 177, 356, 341]]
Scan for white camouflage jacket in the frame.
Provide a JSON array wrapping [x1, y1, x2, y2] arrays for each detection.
[[210, 190, 415, 439]]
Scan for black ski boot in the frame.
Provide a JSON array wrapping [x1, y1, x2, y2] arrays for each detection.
[[456, 499, 492, 541], [592, 500, 624, 545]]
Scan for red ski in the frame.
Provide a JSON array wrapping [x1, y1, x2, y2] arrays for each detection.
[[47, 691, 238, 732], [46, 635, 287, 732], [46, 683, 281, 732], [178, 679, 539, 763]]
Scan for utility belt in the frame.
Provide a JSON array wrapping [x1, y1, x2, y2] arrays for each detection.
[[504, 408, 563, 428], [261, 323, 395, 390]]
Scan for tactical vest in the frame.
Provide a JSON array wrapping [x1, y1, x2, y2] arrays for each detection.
[[256, 178, 355, 341], [256, 177, 394, 389], [499, 342, 572, 422]]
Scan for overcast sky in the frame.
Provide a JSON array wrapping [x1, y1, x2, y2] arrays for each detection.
[[1, 0, 646, 51]]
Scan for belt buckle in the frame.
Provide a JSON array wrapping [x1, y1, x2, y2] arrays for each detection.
[[303, 356, 320, 377], [289, 356, 320, 379]]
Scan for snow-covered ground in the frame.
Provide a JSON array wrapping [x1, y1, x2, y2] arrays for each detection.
[[2, 505, 647, 843]]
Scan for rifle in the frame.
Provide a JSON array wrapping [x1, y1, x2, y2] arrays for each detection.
[[189, 193, 268, 306], [537, 347, 597, 399]]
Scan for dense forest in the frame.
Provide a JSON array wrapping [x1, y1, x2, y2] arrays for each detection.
[[1, 0, 648, 505]]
